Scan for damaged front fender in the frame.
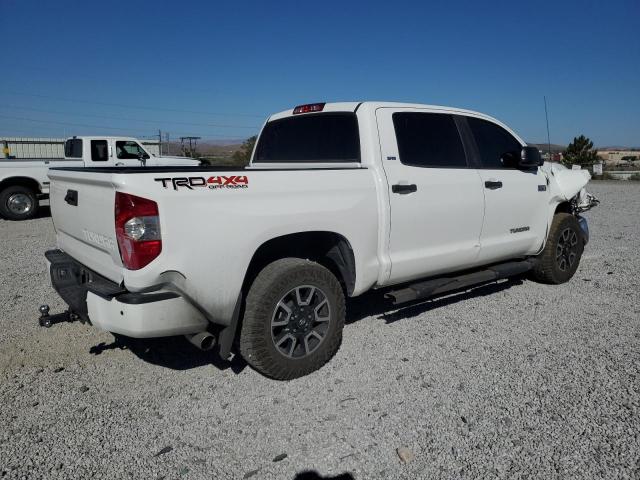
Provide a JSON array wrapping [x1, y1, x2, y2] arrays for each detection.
[[542, 162, 599, 213]]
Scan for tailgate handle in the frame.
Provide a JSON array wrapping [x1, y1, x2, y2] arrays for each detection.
[[64, 189, 78, 206]]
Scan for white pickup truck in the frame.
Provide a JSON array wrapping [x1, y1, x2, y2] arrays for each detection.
[[0, 136, 198, 220], [43, 102, 598, 379]]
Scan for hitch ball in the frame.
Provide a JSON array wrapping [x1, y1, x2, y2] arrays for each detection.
[[38, 304, 52, 328]]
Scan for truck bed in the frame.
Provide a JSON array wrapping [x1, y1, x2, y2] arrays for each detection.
[[50, 165, 245, 173], [50, 165, 363, 173]]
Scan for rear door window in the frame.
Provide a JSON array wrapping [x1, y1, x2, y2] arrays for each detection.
[[90, 140, 108, 162], [64, 139, 83, 158], [392, 112, 467, 168], [467, 117, 522, 169], [255, 113, 360, 163]]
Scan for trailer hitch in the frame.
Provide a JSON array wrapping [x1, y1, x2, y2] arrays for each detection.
[[38, 305, 81, 328]]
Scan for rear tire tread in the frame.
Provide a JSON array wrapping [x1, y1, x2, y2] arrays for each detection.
[[0, 185, 39, 221]]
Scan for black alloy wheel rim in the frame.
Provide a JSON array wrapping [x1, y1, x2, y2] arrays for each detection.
[[270, 285, 331, 359], [556, 227, 579, 272]]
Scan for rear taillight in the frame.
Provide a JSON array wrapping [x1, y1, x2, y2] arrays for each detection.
[[115, 192, 161, 270]]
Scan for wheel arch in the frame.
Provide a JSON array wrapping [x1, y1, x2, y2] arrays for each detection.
[[241, 231, 357, 297], [218, 230, 356, 360], [0, 176, 42, 194], [554, 201, 572, 214]]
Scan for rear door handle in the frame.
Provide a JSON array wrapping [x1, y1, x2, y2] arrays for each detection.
[[484, 180, 503, 190], [64, 189, 78, 206], [392, 184, 417, 194]]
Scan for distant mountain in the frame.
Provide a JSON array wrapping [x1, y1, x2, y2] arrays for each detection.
[[528, 143, 566, 153], [597, 146, 640, 151], [529, 143, 640, 152], [162, 140, 242, 158], [201, 139, 248, 146]]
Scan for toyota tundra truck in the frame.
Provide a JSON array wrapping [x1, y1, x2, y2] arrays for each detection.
[[42, 102, 598, 379]]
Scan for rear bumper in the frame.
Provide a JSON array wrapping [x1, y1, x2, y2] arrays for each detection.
[[45, 249, 208, 338]]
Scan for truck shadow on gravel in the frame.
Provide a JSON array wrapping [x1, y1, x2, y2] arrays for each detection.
[[86, 278, 523, 374], [34, 205, 51, 219], [346, 277, 525, 325], [89, 335, 248, 373], [293, 472, 354, 480]]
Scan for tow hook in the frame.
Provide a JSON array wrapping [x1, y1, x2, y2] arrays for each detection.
[[38, 305, 81, 328]]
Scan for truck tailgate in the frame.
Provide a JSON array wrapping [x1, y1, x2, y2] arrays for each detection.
[[48, 169, 124, 284]]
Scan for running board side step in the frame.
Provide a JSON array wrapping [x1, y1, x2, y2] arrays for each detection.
[[384, 260, 533, 305]]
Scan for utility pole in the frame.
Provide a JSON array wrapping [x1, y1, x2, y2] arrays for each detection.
[[179, 136, 201, 158]]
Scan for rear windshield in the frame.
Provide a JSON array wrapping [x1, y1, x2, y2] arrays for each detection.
[[64, 139, 82, 158], [254, 113, 360, 163]]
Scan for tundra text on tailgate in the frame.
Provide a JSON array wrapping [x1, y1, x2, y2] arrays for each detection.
[[42, 102, 599, 379]]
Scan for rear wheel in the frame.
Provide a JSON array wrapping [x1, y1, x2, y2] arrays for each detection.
[[240, 258, 345, 380], [0, 185, 39, 221], [531, 213, 584, 284]]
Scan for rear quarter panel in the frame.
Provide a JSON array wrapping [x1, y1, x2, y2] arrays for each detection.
[[114, 168, 380, 325]]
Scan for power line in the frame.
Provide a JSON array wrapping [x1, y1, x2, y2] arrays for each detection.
[[0, 114, 248, 138], [3, 91, 266, 118], [3, 104, 260, 129]]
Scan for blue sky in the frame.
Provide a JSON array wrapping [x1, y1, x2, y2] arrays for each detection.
[[1, 0, 639, 146]]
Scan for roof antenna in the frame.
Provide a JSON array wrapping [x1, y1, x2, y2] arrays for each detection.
[[544, 96, 552, 163]]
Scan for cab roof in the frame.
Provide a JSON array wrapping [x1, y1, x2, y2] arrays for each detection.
[[66, 136, 146, 142]]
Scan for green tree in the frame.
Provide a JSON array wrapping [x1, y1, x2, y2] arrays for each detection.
[[231, 135, 257, 166], [561, 135, 599, 169]]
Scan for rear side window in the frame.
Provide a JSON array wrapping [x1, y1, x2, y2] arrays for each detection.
[[392, 112, 467, 168], [64, 139, 82, 158], [91, 140, 108, 161], [255, 113, 360, 163], [467, 117, 522, 169]]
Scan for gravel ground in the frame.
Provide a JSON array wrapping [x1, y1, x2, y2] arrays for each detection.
[[1, 181, 639, 480]]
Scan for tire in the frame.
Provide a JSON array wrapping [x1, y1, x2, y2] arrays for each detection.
[[0, 185, 39, 221], [239, 258, 345, 380], [531, 213, 585, 284]]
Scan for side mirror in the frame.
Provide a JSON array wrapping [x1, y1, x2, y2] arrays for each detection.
[[519, 146, 544, 168], [138, 152, 147, 167]]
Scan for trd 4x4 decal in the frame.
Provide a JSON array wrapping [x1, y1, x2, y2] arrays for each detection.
[[154, 176, 249, 190]]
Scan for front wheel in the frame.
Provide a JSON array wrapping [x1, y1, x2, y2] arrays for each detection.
[[240, 258, 345, 380], [531, 213, 585, 284], [0, 185, 39, 220]]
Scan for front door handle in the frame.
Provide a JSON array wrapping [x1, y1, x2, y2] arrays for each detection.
[[392, 184, 417, 194], [484, 180, 503, 190]]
